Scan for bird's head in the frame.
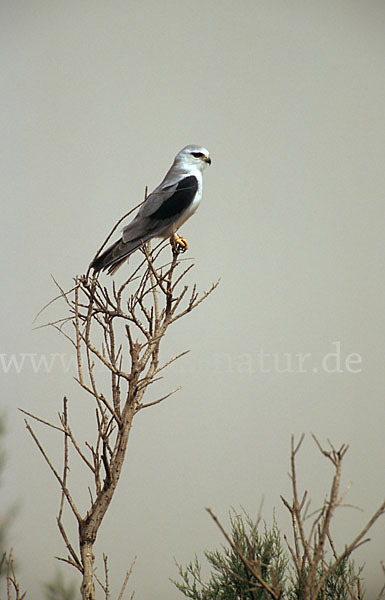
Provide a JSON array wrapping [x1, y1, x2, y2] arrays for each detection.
[[173, 145, 211, 173]]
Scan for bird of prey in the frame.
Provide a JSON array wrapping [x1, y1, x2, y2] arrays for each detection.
[[90, 144, 211, 275]]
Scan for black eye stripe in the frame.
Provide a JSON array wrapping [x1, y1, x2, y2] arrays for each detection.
[[191, 152, 205, 158]]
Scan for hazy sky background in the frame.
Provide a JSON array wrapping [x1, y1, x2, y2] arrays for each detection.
[[1, 1, 385, 597]]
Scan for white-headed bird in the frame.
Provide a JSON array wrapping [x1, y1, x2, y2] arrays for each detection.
[[90, 144, 211, 275]]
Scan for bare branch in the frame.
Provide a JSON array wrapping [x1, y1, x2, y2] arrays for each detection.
[[24, 419, 81, 523], [4, 549, 26, 600], [28, 233, 218, 599], [117, 556, 137, 600], [18, 408, 64, 433], [137, 386, 182, 411]]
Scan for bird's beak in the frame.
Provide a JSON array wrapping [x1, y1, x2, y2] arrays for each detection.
[[204, 156, 211, 165]]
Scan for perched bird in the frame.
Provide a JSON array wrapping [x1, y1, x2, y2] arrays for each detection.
[[90, 144, 211, 275]]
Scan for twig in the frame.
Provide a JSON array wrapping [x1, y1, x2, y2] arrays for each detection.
[[137, 386, 182, 411], [24, 419, 81, 522], [117, 556, 137, 600]]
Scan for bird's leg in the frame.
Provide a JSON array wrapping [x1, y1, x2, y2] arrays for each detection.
[[170, 233, 189, 254]]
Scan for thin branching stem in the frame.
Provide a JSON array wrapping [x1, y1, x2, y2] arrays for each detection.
[[27, 235, 218, 600]]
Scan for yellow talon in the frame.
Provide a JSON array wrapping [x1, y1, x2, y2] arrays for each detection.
[[170, 233, 189, 253]]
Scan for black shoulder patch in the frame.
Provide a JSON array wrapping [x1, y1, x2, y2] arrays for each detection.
[[149, 176, 198, 221]]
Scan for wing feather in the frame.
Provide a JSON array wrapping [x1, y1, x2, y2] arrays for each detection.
[[122, 175, 198, 243], [91, 175, 199, 273]]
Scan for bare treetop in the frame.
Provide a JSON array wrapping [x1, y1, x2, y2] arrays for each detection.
[[25, 240, 219, 600]]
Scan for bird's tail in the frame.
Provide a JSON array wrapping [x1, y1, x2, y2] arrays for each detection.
[[90, 238, 143, 275]]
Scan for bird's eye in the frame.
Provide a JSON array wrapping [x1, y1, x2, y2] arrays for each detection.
[[191, 152, 205, 158]]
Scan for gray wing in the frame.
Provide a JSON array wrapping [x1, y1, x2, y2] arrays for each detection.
[[90, 175, 198, 274], [122, 175, 198, 243]]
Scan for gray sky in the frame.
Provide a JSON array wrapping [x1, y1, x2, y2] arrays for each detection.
[[1, 1, 385, 597]]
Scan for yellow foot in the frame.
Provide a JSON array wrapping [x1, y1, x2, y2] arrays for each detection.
[[170, 233, 189, 254]]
